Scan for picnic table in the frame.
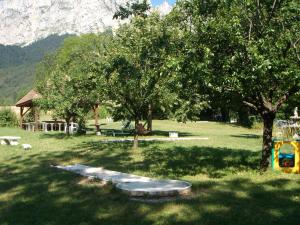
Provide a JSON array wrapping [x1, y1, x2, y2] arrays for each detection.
[[0, 136, 21, 145]]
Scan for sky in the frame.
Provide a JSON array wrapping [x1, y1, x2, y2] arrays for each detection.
[[151, 0, 176, 6]]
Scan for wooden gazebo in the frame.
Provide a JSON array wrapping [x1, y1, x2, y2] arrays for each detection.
[[15, 90, 101, 133], [15, 90, 42, 131]]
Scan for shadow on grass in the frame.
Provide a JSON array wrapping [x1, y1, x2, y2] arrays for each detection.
[[231, 134, 261, 139], [0, 137, 299, 225], [67, 141, 260, 178], [2, 126, 299, 224], [68, 141, 157, 172], [39, 130, 195, 140], [142, 146, 260, 178], [0, 153, 299, 225], [39, 132, 75, 139], [151, 130, 194, 137]]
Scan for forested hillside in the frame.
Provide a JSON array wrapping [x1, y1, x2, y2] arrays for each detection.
[[0, 35, 68, 104]]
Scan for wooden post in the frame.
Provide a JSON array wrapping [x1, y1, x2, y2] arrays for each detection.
[[33, 107, 39, 132], [20, 107, 24, 128], [147, 103, 153, 131]]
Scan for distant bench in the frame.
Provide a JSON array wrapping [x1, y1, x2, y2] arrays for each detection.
[[0, 136, 21, 145], [100, 129, 133, 137]]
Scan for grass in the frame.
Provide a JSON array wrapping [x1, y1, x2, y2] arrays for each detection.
[[0, 120, 299, 225]]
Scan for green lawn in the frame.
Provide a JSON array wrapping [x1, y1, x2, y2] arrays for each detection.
[[0, 120, 299, 225]]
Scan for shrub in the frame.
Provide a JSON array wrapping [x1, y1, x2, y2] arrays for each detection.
[[23, 110, 35, 122], [0, 108, 19, 127]]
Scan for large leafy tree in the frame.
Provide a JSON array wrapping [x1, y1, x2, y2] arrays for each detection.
[[113, 0, 161, 131], [103, 13, 173, 148], [175, 0, 300, 170], [162, 5, 211, 123], [36, 34, 111, 134]]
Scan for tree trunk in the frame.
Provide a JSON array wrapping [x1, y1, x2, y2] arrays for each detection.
[[220, 107, 230, 122], [237, 106, 251, 127], [260, 111, 276, 171], [133, 118, 139, 149], [147, 103, 153, 131], [33, 107, 39, 132], [65, 117, 71, 135], [94, 104, 100, 132], [20, 107, 24, 128]]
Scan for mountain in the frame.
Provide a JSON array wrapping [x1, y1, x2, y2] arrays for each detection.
[[0, 0, 131, 46], [0, 0, 172, 105], [0, 35, 68, 104], [0, 0, 132, 105], [0, 35, 69, 68]]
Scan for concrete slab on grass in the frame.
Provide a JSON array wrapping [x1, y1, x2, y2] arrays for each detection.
[[100, 137, 208, 143], [54, 164, 152, 183], [53, 164, 192, 197]]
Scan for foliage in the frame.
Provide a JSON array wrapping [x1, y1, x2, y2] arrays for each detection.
[[23, 110, 35, 123], [103, 13, 174, 146], [113, 0, 150, 19], [0, 35, 68, 105], [86, 105, 111, 120], [162, 6, 212, 122], [0, 108, 19, 127], [36, 34, 112, 132], [277, 92, 300, 119], [0, 35, 69, 69], [0, 63, 35, 105], [173, 0, 300, 169]]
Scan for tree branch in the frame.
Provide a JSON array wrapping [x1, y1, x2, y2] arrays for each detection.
[[275, 85, 299, 110], [260, 93, 275, 112], [291, 39, 300, 65], [256, 0, 262, 23], [248, 18, 253, 41], [243, 100, 258, 111], [269, 0, 277, 19]]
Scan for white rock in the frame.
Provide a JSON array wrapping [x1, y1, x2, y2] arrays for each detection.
[[22, 144, 32, 150], [0, 0, 134, 46], [0, 0, 173, 46]]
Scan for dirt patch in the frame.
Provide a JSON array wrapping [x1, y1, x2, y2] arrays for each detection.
[[77, 177, 108, 187]]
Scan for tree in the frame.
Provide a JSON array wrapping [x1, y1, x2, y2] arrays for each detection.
[[175, 0, 300, 170], [162, 5, 211, 123], [113, 0, 150, 19], [103, 13, 173, 148], [36, 34, 111, 134], [113, 0, 156, 131]]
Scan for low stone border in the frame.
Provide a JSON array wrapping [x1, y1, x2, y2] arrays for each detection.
[[100, 137, 209, 143], [116, 180, 191, 197], [53, 164, 192, 197]]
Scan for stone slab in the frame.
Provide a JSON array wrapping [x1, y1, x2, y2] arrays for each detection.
[[100, 137, 208, 143], [0, 136, 21, 145], [54, 164, 192, 197], [116, 180, 191, 197], [54, 164, 152, 183]]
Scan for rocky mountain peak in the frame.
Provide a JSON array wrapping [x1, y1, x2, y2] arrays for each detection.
[[0, 0, 132, 46], [0, 0, 173, 46]]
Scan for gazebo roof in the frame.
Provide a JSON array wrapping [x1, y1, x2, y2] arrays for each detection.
[[16, 90, 42, 107]]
